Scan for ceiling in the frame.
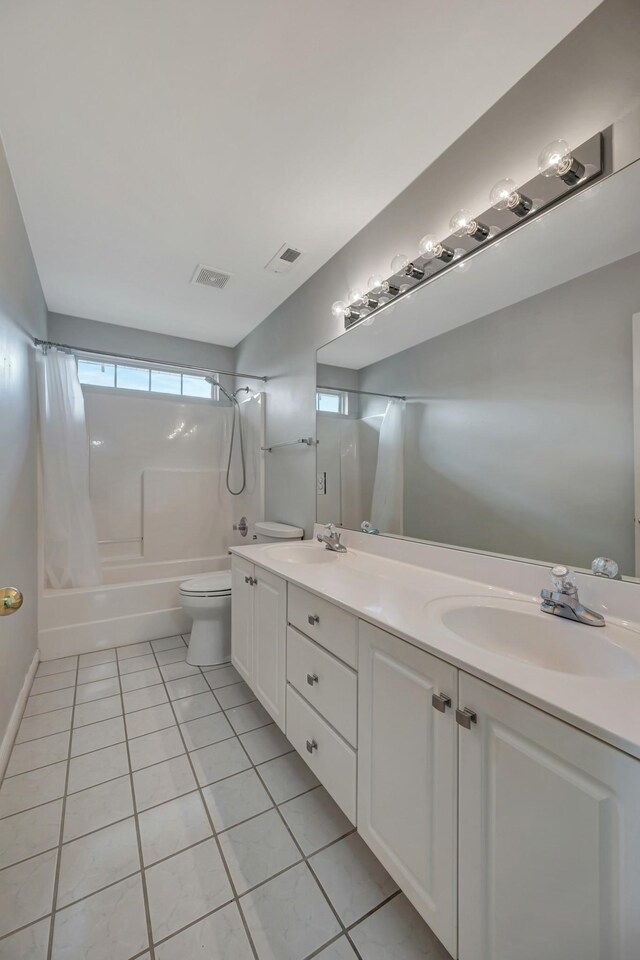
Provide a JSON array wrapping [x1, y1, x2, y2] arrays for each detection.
[[318, 159, 640, 370], [0, 0, 601, 347]]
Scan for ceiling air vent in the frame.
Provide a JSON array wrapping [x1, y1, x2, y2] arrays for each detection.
[[191, 264, 231, 289], [264, 243, 304, 275]]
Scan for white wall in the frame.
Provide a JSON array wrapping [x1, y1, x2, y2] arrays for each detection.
[[0, 134, 47, 746], [236, 0, 640, 537]]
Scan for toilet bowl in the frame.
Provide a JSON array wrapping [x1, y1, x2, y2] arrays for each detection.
[[179, 571, 232, 667], [180, 522, 304, 666]]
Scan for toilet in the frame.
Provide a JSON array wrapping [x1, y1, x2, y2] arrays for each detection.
[[180, 521, 304, 666]]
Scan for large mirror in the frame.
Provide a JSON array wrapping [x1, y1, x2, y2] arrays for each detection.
[[316, 156, 640, 581]]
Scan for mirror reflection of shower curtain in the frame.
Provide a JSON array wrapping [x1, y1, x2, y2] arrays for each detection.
[[370, 399, 405, 535], [36, 349, 103, 588]]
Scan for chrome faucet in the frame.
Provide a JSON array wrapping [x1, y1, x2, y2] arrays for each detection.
[[317, 523, 347, 553], [540, 565, 605, 627]]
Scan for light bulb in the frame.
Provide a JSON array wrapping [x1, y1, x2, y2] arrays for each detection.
[[538, 140, 571, 177], [449, 209, 473, 237], [331, 300, 346, 319], [348, 288, 364, 304], [489, 178, 517, 211], [390, 254, 409, 274], [450, 208, 490, 243], [490, 178, 533, 217], [418, 234, 438, 259], [367, 274, 384, 292], [537, 138, 585, 185]]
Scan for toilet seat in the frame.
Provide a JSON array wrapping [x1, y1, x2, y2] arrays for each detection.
[[179, 571, 232, 597]]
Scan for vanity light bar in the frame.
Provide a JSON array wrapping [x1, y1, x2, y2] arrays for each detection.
[[333, 132, 603, 330]]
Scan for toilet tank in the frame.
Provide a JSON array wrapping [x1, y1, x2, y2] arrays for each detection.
[[254, 521, 304, 543]]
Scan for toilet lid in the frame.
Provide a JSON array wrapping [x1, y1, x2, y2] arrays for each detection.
[[179, 571, 232, 596]]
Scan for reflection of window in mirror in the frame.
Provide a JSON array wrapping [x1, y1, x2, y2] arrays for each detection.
[[316, 390, 349, 416]]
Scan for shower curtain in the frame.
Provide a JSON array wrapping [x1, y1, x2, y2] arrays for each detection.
[[370, 399, 405, 535], [36, 349, 102, 588]]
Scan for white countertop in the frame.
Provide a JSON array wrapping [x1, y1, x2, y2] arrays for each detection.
[[231, 539, 640, 761]]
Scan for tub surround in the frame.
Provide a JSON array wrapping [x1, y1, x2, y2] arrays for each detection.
[[231, 528, 640, 762]]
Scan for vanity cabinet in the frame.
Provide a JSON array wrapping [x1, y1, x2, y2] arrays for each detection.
[[357, 621, 458, 957], [457, 672, 640, 960], [231, 558, 287, 731]]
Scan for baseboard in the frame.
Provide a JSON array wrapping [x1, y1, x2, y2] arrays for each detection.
[[0, 649, 39, 781], [38, 606, 191, 660]]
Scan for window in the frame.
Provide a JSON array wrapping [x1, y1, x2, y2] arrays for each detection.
[[77, 357, 218, 400], [316, 390, 348, 415]]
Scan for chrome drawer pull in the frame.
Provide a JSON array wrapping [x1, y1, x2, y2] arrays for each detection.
[[306, 673, 319, 686], [432, 692, 451, 713], [306, 738, 318, 754], [456, 707, 478, 729], [308, 614, 320, 625]]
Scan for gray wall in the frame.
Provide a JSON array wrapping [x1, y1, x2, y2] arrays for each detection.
[[359, 253, 640, 575], [0, 135, 47, 744], [236, 0, 640, 537], [48, 312, 235, 373]]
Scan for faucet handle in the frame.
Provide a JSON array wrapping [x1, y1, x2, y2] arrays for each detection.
[[550, 565, 577, 593], [591, 557, 620, 580], [324, 523, 338, 536]]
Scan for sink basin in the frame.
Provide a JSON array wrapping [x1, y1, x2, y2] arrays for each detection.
[[263, 543, 340, 565], [427, 596, 640, 679]]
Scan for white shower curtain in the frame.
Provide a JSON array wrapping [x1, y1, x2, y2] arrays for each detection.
[[36, 349, 102, 588], [370, 399, 405, 535]]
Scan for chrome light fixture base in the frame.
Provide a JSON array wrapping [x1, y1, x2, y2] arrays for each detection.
[[344, 131, 603, 330]]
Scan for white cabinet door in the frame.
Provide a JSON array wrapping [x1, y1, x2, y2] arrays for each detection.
[[458, 672, 640, 960], [231, 557, 254, 685], [253, 569, 287, 731], [358, 621, 458, 956]]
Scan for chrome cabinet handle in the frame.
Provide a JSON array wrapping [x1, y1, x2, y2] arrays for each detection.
[[432, 692, 451, 713], [306, 738, 318, 754], [456, 707, 478, 729], [306, 673, 319, 686], [308, 614, 320, 625]]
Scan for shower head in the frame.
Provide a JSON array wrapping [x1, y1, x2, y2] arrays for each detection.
[[204, 376, 235, 403]]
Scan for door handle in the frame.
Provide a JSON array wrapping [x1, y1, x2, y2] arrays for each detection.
[[308, 614, 320, 625], [1, 587, 23, 616], [456, 707, 478, 729], [306, 738, 318, 754], [432, 692, 451, 713]]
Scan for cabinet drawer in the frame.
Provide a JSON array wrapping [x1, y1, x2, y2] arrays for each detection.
[[287, 627, 357, 747], [286, 684, 356, 823], [288, 584, 357, 668]]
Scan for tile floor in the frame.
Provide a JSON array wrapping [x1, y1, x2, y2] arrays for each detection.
[[0, 634, 452, 960]]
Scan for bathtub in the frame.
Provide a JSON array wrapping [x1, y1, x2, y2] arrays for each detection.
[[38, 555, 229, 660]]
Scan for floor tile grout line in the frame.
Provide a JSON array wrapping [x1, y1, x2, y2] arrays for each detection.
[[146, 647, 262, 960], [0, 778, 327, 875], [0, 912, 52, 946], [242, 732, 355, 945], [114, 651, 157, 960], [47, 866, 143, 916], [3, 642, 405, 958], [45, 654, 80, 960]]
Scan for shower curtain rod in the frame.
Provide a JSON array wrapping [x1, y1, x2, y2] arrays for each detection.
[[33, 338, 268, 382], [316, 384, 406, 401]]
